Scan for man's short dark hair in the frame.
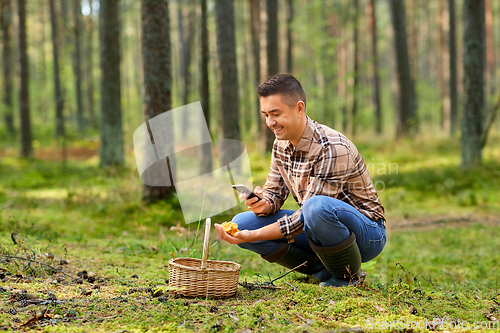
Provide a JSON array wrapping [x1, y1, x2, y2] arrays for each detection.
[[257, 74, 306, 109]]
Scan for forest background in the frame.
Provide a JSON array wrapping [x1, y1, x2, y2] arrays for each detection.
[[0, 0, 500, 332]]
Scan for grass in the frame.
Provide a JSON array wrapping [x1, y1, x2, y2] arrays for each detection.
[[1, 131, 500, 331]]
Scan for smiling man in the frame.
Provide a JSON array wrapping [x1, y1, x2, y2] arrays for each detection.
[[215, 74, 386, 287]]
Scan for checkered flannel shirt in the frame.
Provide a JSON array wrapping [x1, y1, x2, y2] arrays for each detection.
[[261, 116, 386, 243]]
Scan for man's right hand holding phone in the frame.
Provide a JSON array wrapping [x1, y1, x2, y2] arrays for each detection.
[[241, 186, 272, 215]]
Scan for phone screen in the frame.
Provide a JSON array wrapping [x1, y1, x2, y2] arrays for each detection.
[[232, 185, 262, 201]]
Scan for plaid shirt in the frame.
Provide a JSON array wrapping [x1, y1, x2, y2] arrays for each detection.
[[261, 116, 386, 242]]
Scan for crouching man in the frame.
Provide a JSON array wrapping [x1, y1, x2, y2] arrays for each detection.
[[215, 74, 387, 287]]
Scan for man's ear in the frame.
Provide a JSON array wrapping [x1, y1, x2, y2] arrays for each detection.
[[296, 100, 305, 114]]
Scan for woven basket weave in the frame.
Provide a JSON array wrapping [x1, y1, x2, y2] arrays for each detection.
[[168, 218, 241, 298]]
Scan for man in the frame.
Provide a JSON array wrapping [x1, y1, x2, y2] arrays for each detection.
[[215, 74, 386, 287]]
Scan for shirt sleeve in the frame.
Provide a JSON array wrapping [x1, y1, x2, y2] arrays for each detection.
[[277, 143, 352, 243]]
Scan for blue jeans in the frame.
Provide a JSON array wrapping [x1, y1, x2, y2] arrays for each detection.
[[233, 196, 387, 263]]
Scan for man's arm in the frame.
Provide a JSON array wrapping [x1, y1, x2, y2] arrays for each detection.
[[214, 221, 282, 245]]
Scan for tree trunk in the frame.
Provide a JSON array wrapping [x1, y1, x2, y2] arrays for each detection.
[[85, 11, 96, 129], [351, 0, 359, 136], [286, 0, 293, 73], [199, 0, 212, 176], [448, 0, 458, 135], [262, 0, 278, 152], [249, 0, 261, 134], [461, 0, 485, 167], [73, 0, 84, 131], [17, 0, 32, 157], [99, 0, 124, 167], [389, 0, 417, 138], [49, 0, 65, 139], [368, 0, 382, 134], [215, 0, 240, 166], [141, 0, 174, 201], [484, 0, 495, 97], [1, 0, 15, 134], [438, 0, 450, 133]]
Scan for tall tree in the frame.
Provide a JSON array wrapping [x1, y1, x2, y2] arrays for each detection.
[[286, 0, 293, 73], [461, 0, 485, 166], [73, 0, 84, 131], [389, 0, 417, 138], [141, 0, 174, 201], [17, 0, 32, 157], [1, 0, 15, 134], [249, 0, 261, 134], [199, 0, 212, 175], [85, 7, 96, 129], [215, 0, 240, 165], [367, 0, 382, 134], [484, 0, 494, 96], [99, 0, 124, 167], [448, 0, 458, 135], [438, 0, 450, 133], [49, 0, 65, 139], [262, 0, 278, 152], [351, 0, 359, 136]]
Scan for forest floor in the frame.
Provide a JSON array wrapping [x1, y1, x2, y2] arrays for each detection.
[[1, 133, 500, 332]]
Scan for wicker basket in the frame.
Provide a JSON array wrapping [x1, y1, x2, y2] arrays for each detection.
[[168, 218, 241, 298]]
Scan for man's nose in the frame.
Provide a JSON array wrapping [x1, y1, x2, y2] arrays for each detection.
[[267, 116, 276, 127]]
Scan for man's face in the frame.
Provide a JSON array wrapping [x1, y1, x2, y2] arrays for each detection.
[[260, 94, 305, 146]]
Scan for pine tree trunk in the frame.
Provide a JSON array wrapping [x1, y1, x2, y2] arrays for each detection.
[[199, 0, 212, 176], [49, 0, 65, 139], [99, 0, 124, 167], [448, 0, 458, 135], [249, 0, 261, 134], [263, 0, 278, 152], [86, 12, 96, 129], [215, 0, 240, 166], [1, 0, 15, 134], [484, 0, 495, 97], [368, 0, 382, 134], [73, 0, 84, 131], [141, 0, 174, 201], [17, 0, 32, 157], [389, 0, 417, 138], [286, 0, 293, 73], [461, 0, 485, 166], [351, 0, 359, 136], [438, 0, 451, 133]]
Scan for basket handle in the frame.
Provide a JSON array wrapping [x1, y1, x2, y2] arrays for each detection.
[[201, 218, 211, 270]]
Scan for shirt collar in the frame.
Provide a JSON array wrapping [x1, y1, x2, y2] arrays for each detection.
[[285, 116, 315, 153]]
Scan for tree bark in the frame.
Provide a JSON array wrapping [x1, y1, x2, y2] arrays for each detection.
[[17, 0, 32, 157], [99, 0, 124, 167], [461, 0, 485, 166], [199, 0, 212, 176], [448, 0, 458, 135], [389, 0, 417, 138], [141, 0, 174, 201], [85, 10, 96, 129], [1, 0, 15, 134], [215, 0, 240, 166], [249, 0, 261, 134], [286, 0, 293, 73], [49, 0, 65, 139], [351, 0, 359, 136], [73, 0, 84, 131], [367, 0, 382, 134], [484, 0, 495, 96], [263, 0, 278, 152]]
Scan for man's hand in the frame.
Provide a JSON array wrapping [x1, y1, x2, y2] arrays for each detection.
[[215, 221, 283, 245], [241, 186, 271, 215], [214, 224, 255, 244]]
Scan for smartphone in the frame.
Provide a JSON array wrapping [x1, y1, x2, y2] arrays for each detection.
[[232, 184, 262, 201]]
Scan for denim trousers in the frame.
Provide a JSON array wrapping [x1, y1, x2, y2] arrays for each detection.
[[233, 195, 387, 263]]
